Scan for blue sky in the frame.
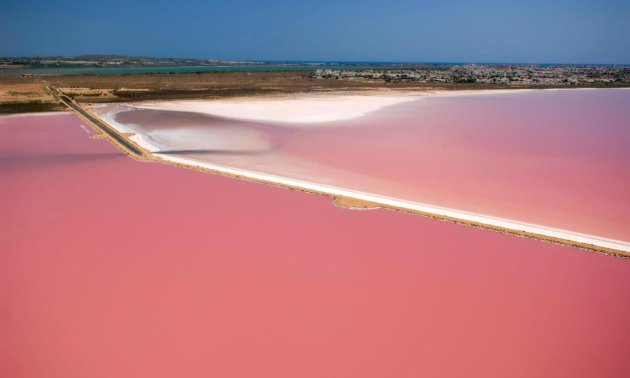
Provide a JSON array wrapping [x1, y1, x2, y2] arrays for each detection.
[[1, 0, 629, 63]]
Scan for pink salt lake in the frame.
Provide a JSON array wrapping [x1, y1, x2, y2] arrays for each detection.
[[2, 111, 630, 378]]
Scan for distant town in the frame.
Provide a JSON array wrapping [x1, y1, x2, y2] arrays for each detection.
[[310, 64, 630, 86]]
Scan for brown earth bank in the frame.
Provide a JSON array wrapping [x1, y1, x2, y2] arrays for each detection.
[[0, 81, 65, 114], [2, 71, 629, 113], [332, 196, 382, 210]]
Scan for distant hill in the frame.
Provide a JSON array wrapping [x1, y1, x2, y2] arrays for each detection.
[[0, 55, 256, 68]]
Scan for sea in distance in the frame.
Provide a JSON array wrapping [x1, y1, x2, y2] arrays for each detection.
[[0, 62, 400, 76], [0, 61, 608, 77]]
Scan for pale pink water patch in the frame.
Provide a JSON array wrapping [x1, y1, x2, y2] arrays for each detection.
[[102, 89, 630, 243], [1, 113, 630, 378]]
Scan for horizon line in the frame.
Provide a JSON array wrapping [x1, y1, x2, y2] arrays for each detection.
[[2, 55, 629, 66]]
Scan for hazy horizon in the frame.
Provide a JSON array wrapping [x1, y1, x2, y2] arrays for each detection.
[[4, 55, 630, 66]]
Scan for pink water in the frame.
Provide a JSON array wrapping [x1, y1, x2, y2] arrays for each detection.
[[2, 113, 630, 378], [111, 89, 630, 242]]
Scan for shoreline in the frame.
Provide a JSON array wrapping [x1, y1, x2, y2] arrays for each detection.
[[94, 93, 630, 256], [151, 152, 630, 256]]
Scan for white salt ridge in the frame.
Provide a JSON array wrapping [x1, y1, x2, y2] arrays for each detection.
[[156, 153, 630, 254], [127, 94, 418, 124]]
